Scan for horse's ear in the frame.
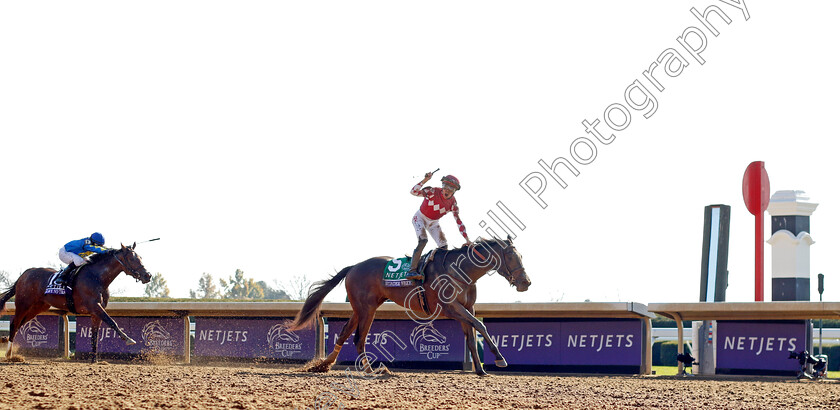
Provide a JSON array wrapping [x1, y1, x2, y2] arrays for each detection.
[[121, 243, 126, 249], [507, 234, 514, 243], [131, 242, 136, 250]]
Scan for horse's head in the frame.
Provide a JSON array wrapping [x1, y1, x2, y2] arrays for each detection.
[[115, 243, 152, 284], [495, 236, 531, 292]]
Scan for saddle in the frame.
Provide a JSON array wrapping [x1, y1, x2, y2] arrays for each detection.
[[44, 272, 68, 296], [44, 269, 78, 314]]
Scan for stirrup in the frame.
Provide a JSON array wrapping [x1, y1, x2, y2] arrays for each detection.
[[54, 270, 67, 285], [406, 271, 424, 281], [55, 264, 77, 286]]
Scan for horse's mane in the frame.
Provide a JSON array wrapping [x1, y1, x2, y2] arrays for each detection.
[[88, 249, 119, 264], [454, 237, 506, 251]]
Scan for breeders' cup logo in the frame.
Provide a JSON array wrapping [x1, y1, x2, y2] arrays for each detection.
[[410, 323, 450, 359], [267, 324, 303, 358], [20, 318, 49, 348], [142, 320, 174, 349]]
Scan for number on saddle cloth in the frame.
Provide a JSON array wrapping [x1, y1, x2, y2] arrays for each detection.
[[383, 250, 436, 287]]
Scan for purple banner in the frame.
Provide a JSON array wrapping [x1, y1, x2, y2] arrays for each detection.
[[326, 319, 464, 364], [194, 317, 317, 360], [75, 316, 185, 356], [560, 321, 642, 365], [483, 320, 643, 366], [483, 321, 560, 365], [13, 315, 61, 350], [716, 321, 808, 371]]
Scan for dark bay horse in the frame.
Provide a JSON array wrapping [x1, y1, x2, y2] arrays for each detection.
[[0, 243, 152, 361], [288, 237, 531, 376]]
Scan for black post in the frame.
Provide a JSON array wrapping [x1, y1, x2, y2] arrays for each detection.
[[818, 273, 825, 355]]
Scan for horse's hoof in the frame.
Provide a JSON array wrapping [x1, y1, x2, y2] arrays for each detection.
[[302, 359, 333, 373], [368, 363, 391, 376], [125, 337, 137, 346], [307, 365, 331, 373], [6, 355, 25, 363], [477, 371, 491, 377], [495, 358, 508, 367]]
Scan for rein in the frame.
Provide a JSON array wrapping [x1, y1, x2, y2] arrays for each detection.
[[497, 245, 525, 286], [112, 251, 141, 279], [449, 241, 525, 287]]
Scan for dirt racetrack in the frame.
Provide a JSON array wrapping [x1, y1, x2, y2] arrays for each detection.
[[2, 359, 840, 409]]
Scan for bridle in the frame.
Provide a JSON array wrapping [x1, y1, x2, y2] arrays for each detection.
[[112, 249, 145, 280], [497, 244, 526, 287]]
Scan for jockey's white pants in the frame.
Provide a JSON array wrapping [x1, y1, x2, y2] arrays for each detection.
[[412, 210, 448, 248], [58, 247, 87, 267]]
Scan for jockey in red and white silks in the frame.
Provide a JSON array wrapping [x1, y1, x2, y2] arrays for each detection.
[[406, 172, 471, 280]]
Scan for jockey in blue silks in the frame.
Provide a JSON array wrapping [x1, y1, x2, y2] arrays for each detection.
[[55, 232, 109, 286]]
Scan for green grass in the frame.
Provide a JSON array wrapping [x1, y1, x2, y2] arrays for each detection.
[[653, 366, 839, 378]]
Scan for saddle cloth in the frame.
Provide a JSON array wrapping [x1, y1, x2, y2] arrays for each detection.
[[44, 271, 68, 295], [44, 271, 77, 313], [383, 249, 438, 287]]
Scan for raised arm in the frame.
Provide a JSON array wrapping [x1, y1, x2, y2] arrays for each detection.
[[410, 171, 434, 196]]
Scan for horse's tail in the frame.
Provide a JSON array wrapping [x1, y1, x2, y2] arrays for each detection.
[[287, 266, 351, 331], [0, 276, 19, 315]]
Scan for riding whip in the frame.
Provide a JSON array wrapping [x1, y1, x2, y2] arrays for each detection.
[[413, 168, 440, 179]]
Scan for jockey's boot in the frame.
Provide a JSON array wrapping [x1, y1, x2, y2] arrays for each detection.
[[405, 239, 428, 281], [54, 263, 76, 286]]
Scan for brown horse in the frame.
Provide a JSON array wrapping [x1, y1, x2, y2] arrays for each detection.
[[0, 243, 152, 362], [288, 236, 531, 376]]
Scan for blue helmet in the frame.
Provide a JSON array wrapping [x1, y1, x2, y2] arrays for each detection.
[[90, 232, 105, 246]]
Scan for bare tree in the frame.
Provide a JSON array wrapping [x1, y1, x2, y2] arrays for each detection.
[[0, 270, 12, 289], [277, 274, 312, 301]]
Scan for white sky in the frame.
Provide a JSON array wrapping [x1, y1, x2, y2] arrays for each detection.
[[2, 1, 837, 305]]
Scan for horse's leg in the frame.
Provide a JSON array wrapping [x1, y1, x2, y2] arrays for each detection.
[[90, 315, 101, 363], [441, 302, 508, 368], [6, 312, 23, 358], [460, 322, 487, 376], [89, 303, 136, 346], [353, 306, 382, 374], [6, 303, 49, 359], [324, 314, 359, 366], [6, 310, 30, 359], [306, 313, 359, 372]]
